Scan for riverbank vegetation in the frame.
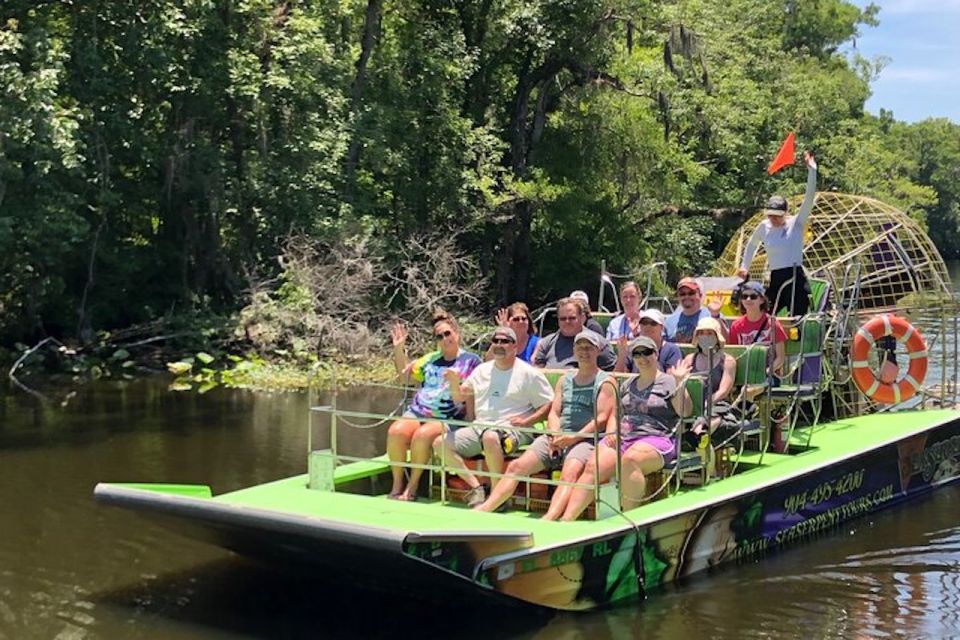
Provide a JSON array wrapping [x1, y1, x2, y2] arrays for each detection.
[[3, 1, 959, 388]]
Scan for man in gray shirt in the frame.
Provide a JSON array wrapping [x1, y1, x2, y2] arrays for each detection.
[[534, 298, 617, 371]]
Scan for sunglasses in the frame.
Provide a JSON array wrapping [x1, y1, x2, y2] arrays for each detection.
[[434, 330, 453, 339], [741, 293, 761, 300], [509, 316, 529, 323], [558, 316, 579, 322], [632, 348, 656, 357], [677, 290, 697, 297], [491, 338, 515, 345]]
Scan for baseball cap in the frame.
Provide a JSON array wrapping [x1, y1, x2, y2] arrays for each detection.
[[741, 281, 766, 297], [628, 335, 658, 354], [569, 290, 590, 304], [676, 277, 701, 293], [764, 195, 788, 216], [638, 308, 665, 325], [574, 330, 603, 348]]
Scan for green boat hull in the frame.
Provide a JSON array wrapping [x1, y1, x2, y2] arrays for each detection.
[[95, 408, 960, 610]]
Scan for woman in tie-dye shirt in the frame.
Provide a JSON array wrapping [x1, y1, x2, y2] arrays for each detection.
[[387, 312, 480, 501]]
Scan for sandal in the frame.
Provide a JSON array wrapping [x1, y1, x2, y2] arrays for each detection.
[[387, 491, 404, 500], [396, 493, 417, 502]]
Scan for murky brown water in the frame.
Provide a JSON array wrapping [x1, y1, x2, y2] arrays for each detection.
[[3, 377, 960, 639], [3, 263, 960, 639]]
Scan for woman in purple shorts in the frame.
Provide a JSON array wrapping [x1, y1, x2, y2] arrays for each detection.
[[558, 334, 690, 520]]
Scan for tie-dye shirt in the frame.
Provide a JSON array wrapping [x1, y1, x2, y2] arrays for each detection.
[[406, 349, 481, 419]]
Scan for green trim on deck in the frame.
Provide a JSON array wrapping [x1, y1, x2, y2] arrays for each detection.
[[333, 453, 392, 484], [112, 483, 213, 499]]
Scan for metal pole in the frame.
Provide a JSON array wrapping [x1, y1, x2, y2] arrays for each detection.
[[950, 312, 960, 407], [440, 420, 447, 504], [331, 367, 338, 467], [703, 345, 715, 485], [599, 259, 607, 312], [307, 378, 313, 455], [614, 381, 622, 512]]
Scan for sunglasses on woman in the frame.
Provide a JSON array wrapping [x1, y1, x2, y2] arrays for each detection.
[[741, 293, 761, 300], [435, 330, 453, 339], [632, 348, 656, 357], [509, 316, 528, 323]]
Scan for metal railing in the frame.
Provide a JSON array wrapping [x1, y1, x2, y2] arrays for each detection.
[[309, 402, 615, 516], [308, 370, 693, 518]]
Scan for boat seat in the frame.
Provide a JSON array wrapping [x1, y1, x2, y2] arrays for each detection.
[[672, 345, 769, 461], [767, 313, 829, 452], [726, 344, 770, 386], [675, 343, 768, 387], [780, 316, 825, 385], [593, 312, 615, 332]]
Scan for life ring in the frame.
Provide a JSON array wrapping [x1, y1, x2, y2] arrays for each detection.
[[851, 314, 928, 404]]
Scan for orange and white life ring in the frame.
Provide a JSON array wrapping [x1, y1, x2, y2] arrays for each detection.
[[851, 314, 928, 404]]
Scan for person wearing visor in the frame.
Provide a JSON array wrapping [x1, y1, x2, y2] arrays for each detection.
[[441, 326, 555, 507], [736, 151, 818, 316], [559, 335, 691, 519], [728, 281, 787, 381], [613, 308, 682, 375], [476, 331, 614, 517]]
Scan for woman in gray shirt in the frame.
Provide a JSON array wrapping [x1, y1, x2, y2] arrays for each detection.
[[558, 335, 690, 520]]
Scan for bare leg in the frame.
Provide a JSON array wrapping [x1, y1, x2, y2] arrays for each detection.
[[620, 444, 665, 511], [561, 446, 618, 521], [481, 430, 505, 490], [475, 451, 544, 512], [433, 429, 481, 490], [386, 418, 419, 495], [542, 459, 585, 520], [400, 421, 444, 500]]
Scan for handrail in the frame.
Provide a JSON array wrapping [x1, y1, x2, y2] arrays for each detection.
[[310, 405, 607, 502], [593, 375, 621, 517], [598, 261, 671, 315]]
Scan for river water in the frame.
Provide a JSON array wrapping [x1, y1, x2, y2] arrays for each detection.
[[4, 268, 960, 639]]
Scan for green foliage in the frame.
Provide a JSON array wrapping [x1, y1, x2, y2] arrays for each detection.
[[1, 0, 958, 354]]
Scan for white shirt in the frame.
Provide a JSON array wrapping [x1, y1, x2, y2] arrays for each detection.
[[463, 359, 555, 427], [740, 164, 817, 271]]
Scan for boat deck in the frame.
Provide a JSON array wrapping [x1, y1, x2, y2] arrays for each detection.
[[198, 408, 958, 544]]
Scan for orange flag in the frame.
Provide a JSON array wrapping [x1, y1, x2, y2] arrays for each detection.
[[767, 132, 796, 175]]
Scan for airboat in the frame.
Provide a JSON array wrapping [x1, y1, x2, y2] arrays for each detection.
[[95, 192, 960, 611]]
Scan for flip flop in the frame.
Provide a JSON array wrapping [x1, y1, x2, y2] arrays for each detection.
[[387, 491, 404, 500], [396, 493, 417, 502]]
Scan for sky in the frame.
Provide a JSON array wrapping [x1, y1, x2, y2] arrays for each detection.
[[848, 0, 960, 123]]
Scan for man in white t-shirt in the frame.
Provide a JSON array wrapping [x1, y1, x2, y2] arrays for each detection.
[[441, 326, 555, 506]]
